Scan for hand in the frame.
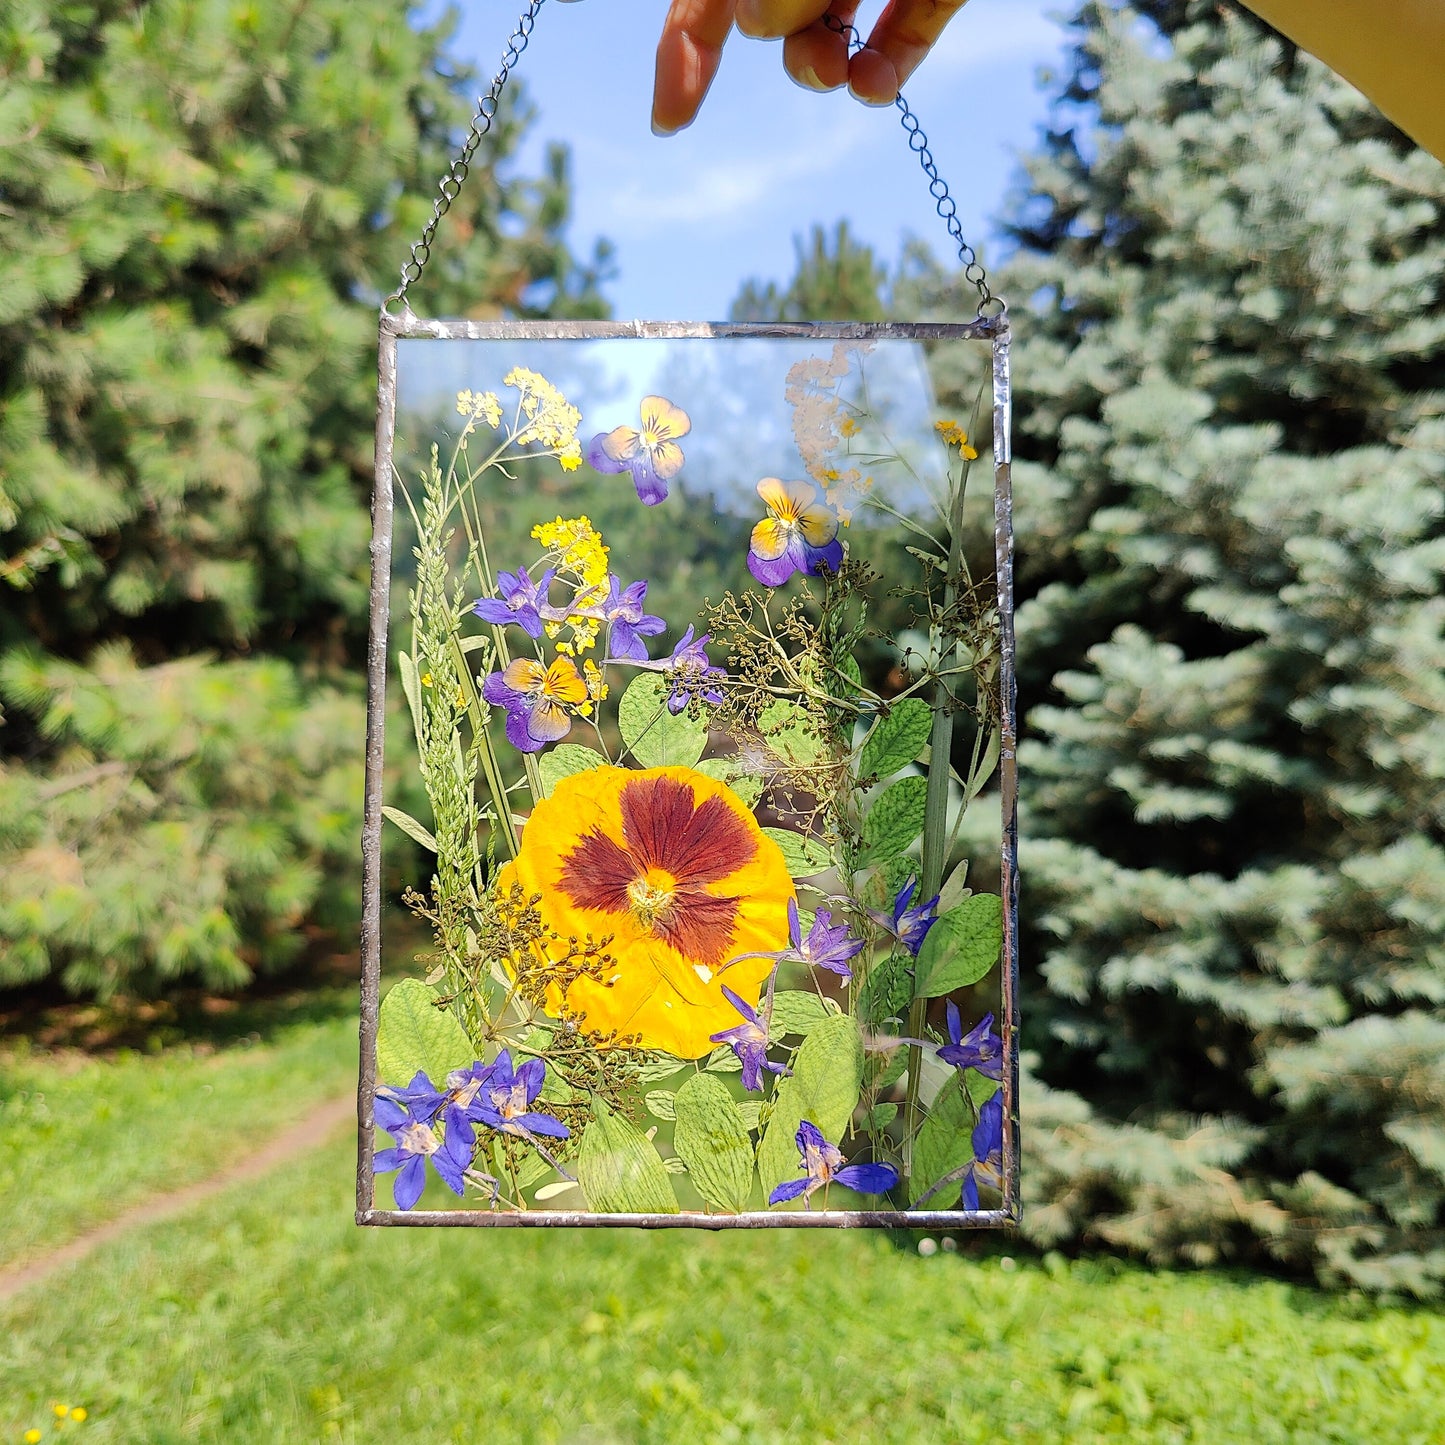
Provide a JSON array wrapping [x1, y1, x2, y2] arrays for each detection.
[[651, 1, 972, 136]]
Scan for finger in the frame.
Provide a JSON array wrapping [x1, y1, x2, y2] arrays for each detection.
[[781, 2, 860, 93], [850, 0, 972, 104], [653, 0, 739, 135], [735, 0, 831, 41]]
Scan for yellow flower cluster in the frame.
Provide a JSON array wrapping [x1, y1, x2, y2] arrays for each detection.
[[935, 419, 980, 461], [455, 389, 503, 429], [504, 366, 583, 470], [577, 658, 609, 717], [531, 515, 609, 586]]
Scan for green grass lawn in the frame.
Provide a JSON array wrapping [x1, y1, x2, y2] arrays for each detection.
[[0, 988, 356, 1272], [3, 1005, 1441, 1444]]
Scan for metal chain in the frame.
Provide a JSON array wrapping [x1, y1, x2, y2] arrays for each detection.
[[383, 0, 547, 314], [385, 0, 1003, 319], [822, 12, 1002, 318]]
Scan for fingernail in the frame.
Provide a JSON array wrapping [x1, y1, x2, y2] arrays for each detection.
[[798, 65, 825, 91], [651, 118, 678, 138]]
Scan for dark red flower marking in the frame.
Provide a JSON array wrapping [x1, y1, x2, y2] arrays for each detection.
[[559, 774, 757, 968]]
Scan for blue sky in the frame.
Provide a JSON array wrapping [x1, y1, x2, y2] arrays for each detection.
[[441, 1, 1074, 319]]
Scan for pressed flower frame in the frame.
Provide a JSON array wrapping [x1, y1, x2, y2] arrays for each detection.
[[360, 317, 1018, 1229]]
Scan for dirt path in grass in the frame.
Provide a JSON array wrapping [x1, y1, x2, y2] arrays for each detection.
[[0, 1092, 356, 1305]]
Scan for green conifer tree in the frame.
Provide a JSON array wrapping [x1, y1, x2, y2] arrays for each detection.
[[731, 221, 890, 322], [0, 0, 608, 995], [993, 0, 1445, 1295]]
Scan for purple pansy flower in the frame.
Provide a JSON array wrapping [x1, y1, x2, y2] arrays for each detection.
[[961, 1092, 1004, 1211], [787, 899, 865, 981], [768, 1120, 899, 1208], [601, 576, 666, 661], [373, 1090, 474, 1210], [663, 626, 726, 714], [587, 396, 691, 506], [710, 985, 792, 1093], [480, 655, 587, 753], [870, 876, 940, 956], [937, 1004, 1003, 1080], [472, 565, 557, 638], [466, 1049, 570, 1142], [746, 477, 845, 587]]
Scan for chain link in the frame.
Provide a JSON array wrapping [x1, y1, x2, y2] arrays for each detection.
[[383, 0, 548, 313], [386, 0, 1002, 319], [822, 13, 1002, 318]]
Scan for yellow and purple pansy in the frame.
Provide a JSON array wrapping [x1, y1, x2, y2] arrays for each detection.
[[481, 655, 588, 752], [586, 396, 692, 506], [746, 477, 844, 587]]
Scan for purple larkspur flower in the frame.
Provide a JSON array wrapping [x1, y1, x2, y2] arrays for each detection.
[[376, 1068, 447, 1122], [788, 899, 864, 981], [768, 1120, 899, 1207], [869, 876, 940, 956], [937, 1004, 1003, 1080], [601, 576, 666, 661], [587, 396, 691, 506], [373, 1087, 474, 1210], [472, 565, 557, 638], [480, 655, 586, 753], [961, 1092, 1004, 1211], [663, 626, 726, 714], [466, 1049, 570, 1142], [746, 478, 845, 588], [709, 985, 791, 1093]]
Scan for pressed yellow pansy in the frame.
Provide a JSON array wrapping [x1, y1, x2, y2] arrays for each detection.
[[498, 765, 795, 1057], [587, 395, 692, 506]]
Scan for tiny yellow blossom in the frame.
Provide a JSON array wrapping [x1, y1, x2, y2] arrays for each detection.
[[420, 672, 433, 688], [530, 515, 609, 588], [503, 367, 581, 453], [70, 1408, 87, 1422], [54, 1405, 69, 1419], [839, 415, 861, 438], [26, 1430, 42, 1443]]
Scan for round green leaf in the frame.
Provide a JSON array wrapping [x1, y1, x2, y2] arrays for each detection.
[[375, 978, 471, 1088], [618, 673, 707, 769], [538, 743, 606, 797], [761, 826, 834, 879], [915, 892, 1003, 998]]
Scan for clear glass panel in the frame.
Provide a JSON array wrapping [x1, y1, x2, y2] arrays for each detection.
[[361, 324, 1014, 1225]]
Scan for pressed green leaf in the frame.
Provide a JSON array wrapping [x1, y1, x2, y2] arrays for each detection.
[[859, 774, 928, 862], [538, 743, 606, 798], [761, 827, 833, 879], [697, 756, 763, 808], [915, 892, 1003, 998], [673, 1073, 754, 1213], [736, 1101, 763, 1132], [618, 672, 707, 769], [705, 1046, 743, 1073], [965, 727, 1001, 801], [865, 1102, 899, 1130], [858, 951, 914, 1026], [643, 1090, 677, 1121], [380, 805, 437, 854], [769, 990, 839, 1038], [375, 978, 471, 1088], [576, 1098, 679, 1214], [397, 650, 423, 741], [910, 1072, 975, 1206], [636, 1056, 689, 1084], [858, 698, 932, 779], [757, 1013, 863, 1204], [757, 700, 827, 767]]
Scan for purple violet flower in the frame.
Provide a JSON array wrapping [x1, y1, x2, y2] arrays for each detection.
[[373, 1090, 474, 1210], [937, 1004, 1003, 1080], [746, 478, 845, 588], [472, 565, 557, 638], [663, 626, 726, 714], [480, 655, 586, 753], [961, 1092, 1004, 1211], [788, 899, 865, 981], [376, 1068, 447, 1122], [601, 576, 666, 661], [768, 1120, 899, 1207], [466, 1049, 570, 1142], [586, 396, 691, 506], [710, 985, 791, 1093], [869, 876, 940, 956]]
